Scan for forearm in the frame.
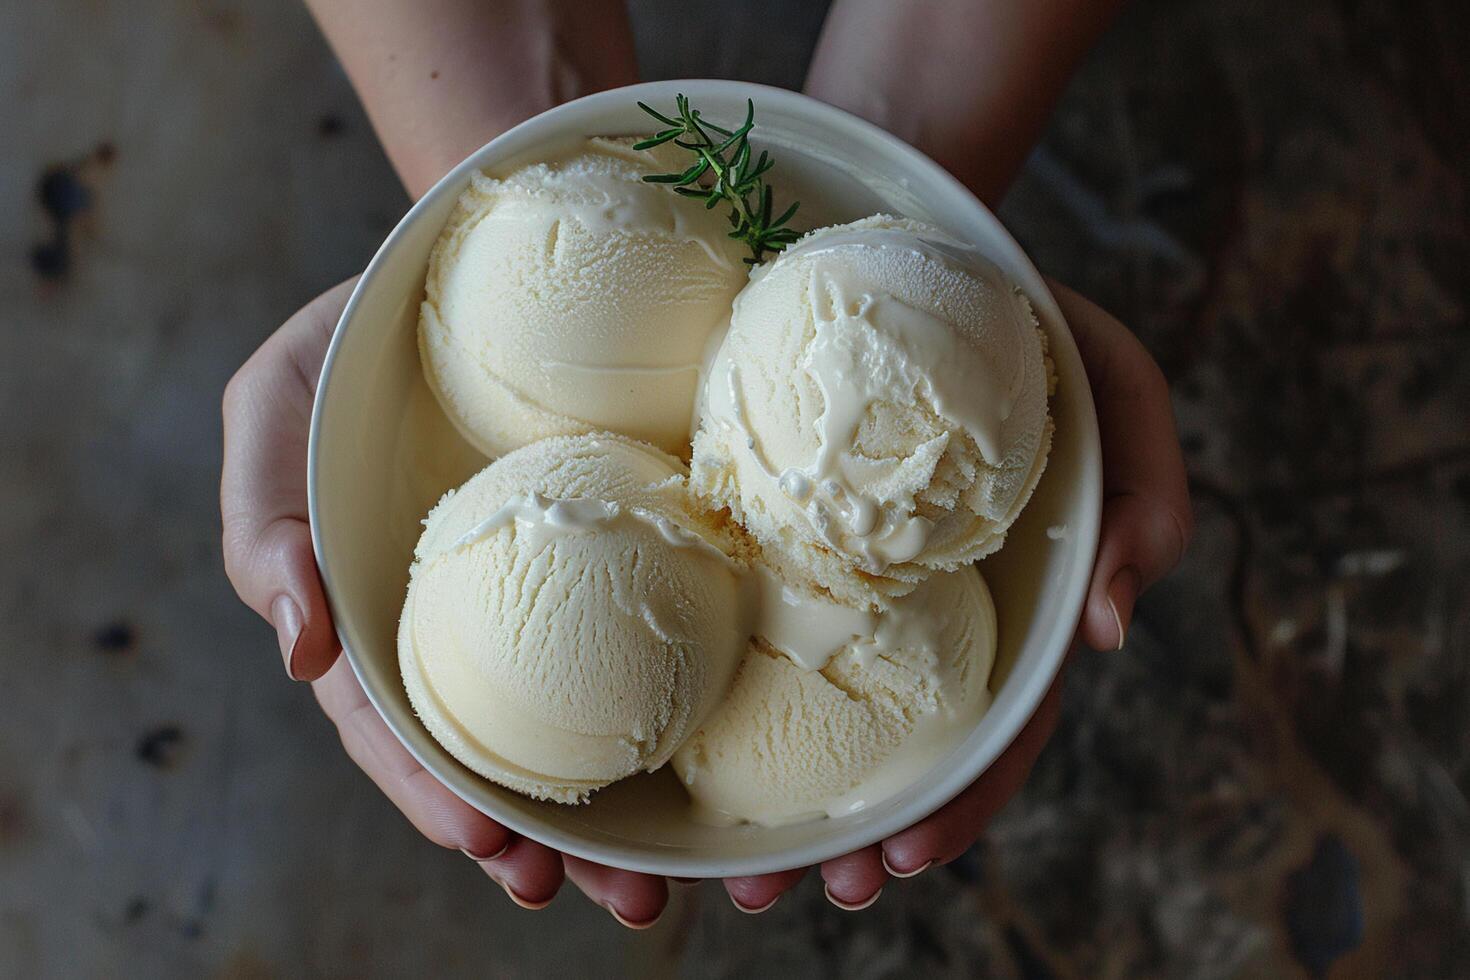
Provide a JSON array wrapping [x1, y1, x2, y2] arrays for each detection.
[[805, 0, 1123, 206], [305, 0, 638, 198]]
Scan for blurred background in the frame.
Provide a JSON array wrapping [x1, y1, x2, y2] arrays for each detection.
[[2, 0, 1466, 976]]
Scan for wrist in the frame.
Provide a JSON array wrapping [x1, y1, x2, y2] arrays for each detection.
[[306, 0, 638, 199]]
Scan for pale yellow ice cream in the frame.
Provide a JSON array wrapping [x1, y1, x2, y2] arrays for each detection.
[[399, 433, 747, 803], [672, 566, 996, 826], [419, 138, 749, 459], [692, 215, 1053, 609]]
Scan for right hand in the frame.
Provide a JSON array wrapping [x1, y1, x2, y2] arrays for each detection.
[[220, 281, 672, 927], [723, 283, 1193, 913]]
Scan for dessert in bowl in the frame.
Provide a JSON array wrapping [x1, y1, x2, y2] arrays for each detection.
[[309, 80, 1101, 877]]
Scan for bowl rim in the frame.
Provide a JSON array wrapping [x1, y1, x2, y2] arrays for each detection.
[[308, 78, 1102, 877]]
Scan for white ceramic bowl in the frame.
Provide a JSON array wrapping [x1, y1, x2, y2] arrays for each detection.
[[309, 80, 1101, 878]]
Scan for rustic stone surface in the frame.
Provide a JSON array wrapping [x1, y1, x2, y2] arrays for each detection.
[[1, 0, 1465, 976]]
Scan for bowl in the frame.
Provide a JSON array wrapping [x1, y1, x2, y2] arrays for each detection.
[[308, 79, 1102, 877]]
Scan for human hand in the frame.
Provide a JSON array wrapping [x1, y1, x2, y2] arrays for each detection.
[[221, 278, 1188, 920], [805, 0, 1125, 208], [220, 281, 673, 927], [721, 283, 1192, 912]]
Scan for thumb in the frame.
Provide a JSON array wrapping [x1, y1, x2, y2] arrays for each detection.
[[1047, 281, 1192, 652], [221, 280, 354, 679], [225, 513, 339, 681], [1083, 492, 1188, 651]]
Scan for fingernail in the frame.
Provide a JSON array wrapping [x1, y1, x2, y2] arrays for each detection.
[[730, 892, 779, 914], [461, 839, 510, 862], [1106, 567, 1140, 651], [496, 880, 552, 911], [881, 853, 932, 879], [271, 595, 303, 678], [604, 903, 661, 930], [824, 883, 882, 911]]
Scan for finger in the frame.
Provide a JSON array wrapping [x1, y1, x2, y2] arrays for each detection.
[[477, 837, 566, 911], [221, 277, 356, 680], [229, 514, 337, 680], [821, 845, 886, 910], [562, 855, 669, 929], [313, 658, 512, 860], [723, 868, 808, 914], [882, 670, 1064, 873], [1049, 281, 1192, 650]]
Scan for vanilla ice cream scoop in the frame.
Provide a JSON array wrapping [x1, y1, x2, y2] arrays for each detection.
[[419, 139, 749, 458], [672, 566, 996, 826], [399, 433, 747, 804], [692, 216, 1053, 608]]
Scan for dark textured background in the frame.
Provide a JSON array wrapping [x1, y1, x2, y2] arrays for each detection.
[[2, 0, 1466, 976]]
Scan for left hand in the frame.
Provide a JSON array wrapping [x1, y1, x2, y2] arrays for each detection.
[[222, 281, 672, 928], [721, 283, 1193, 912]]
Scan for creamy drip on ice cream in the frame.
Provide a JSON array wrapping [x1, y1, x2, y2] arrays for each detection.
[[847, 585, 944, 672], [749, 566, 952, 686], [747, 565, 954, 676], [706, 226, 1031, 574], [454, 490, 737, 570], [750, 567, 876, 671], [453, 492, 619, 552]]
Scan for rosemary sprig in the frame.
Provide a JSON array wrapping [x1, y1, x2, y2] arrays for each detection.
[[635, 94, 801, 265]]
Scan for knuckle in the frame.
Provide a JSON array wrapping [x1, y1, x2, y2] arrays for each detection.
[[219, 523, 255, 597], [1147, 494, 1193, 572], [221, 530, 239, 582], [221, 360, 254, 421]]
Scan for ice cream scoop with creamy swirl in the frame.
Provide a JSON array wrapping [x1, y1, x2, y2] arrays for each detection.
[[672, 565, 996, 826], [419, 138, 748, 459], [398, 433, 748, 804], [691, 215, 1053, 609]]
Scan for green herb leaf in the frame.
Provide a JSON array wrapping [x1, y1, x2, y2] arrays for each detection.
[[770, 200, 800, 230], [632, 127, 683, 150], [634, 95, 802, 264], [637, 102, 680, 127]]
